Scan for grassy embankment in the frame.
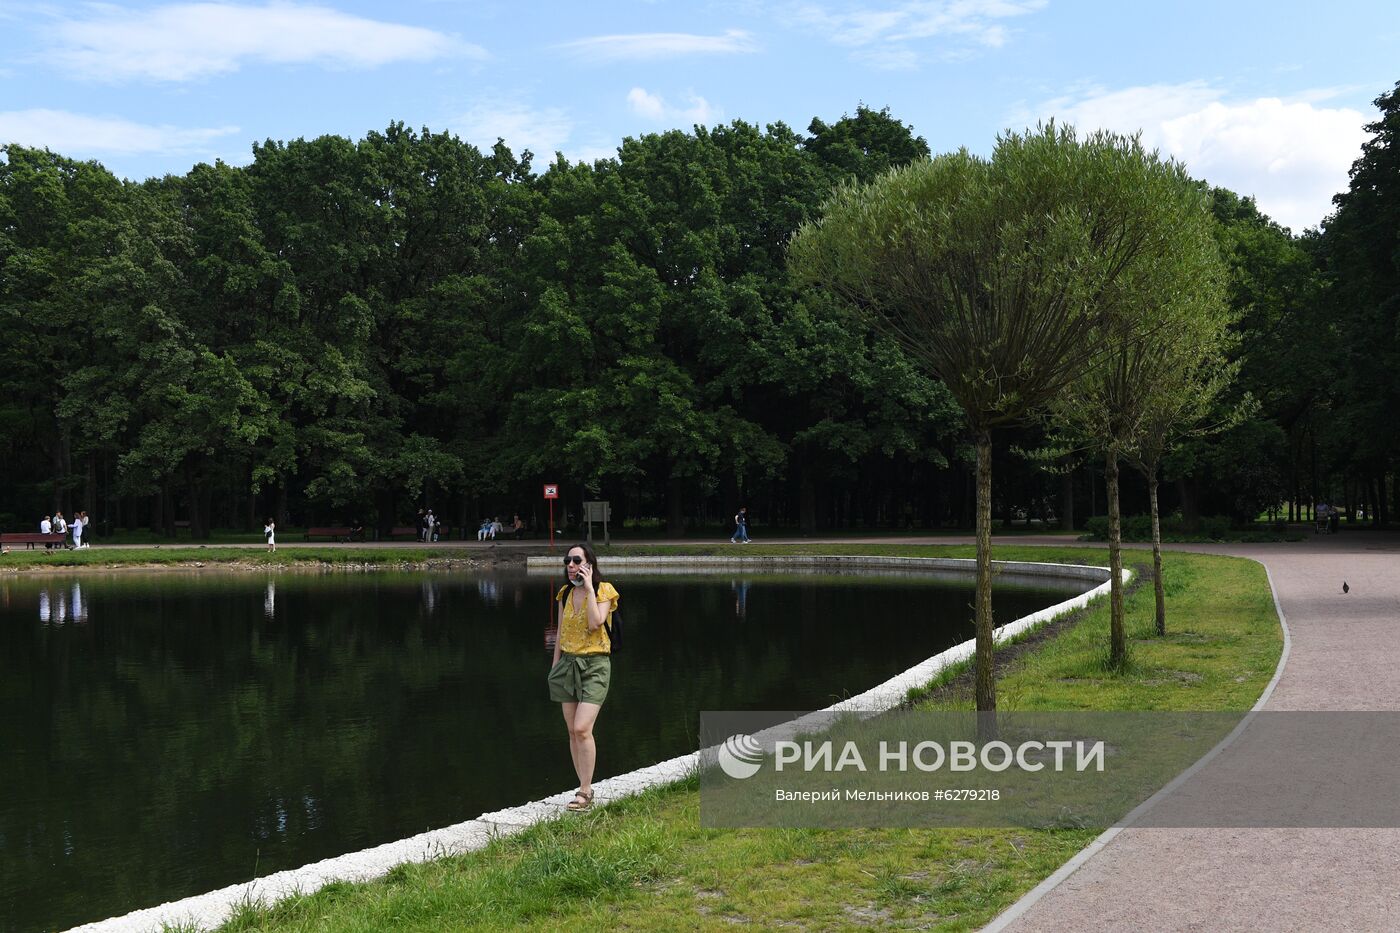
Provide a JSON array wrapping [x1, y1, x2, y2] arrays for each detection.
[[0, 545, 486, 570], [144, 541, 1277, 931]]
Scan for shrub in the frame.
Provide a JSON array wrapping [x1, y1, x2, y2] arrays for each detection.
[[1082, 513, 1236, 542]]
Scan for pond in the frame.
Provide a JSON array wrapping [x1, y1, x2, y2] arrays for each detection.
[[0, 567, 1087, 932]]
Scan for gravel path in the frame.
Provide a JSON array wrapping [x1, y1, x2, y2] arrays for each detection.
[[995, 532, 1400, 932]]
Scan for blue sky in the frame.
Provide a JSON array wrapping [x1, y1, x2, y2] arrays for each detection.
[[1, 0, 1395, 231]]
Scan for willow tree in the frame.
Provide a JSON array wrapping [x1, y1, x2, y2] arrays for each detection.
[[1051, 191, 1232, 662], [789, 124, 1201, 711], [1124, 313, 1242, 637]]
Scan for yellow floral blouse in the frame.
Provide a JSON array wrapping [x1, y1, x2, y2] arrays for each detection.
[[556, 581, 620, 655]]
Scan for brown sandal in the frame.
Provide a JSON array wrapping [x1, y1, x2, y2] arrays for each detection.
[[566, 788, 594, 811]]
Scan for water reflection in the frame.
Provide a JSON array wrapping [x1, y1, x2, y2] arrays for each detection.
[[37, 583, 87, 626], [264, 581, 276, 620], [733, 579, 749, 620]]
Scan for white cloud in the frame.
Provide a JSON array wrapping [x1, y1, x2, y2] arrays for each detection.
[[850, 47, 919, 71], [627, 87, 667, 120], [789, 0, 1043, 59], [1015, 82, 1370, 232], [449, 102, 574, 162], [46, 2, 473, 82], [626, 87, 719, 125], [0, 108, 239, 155], [559, 29, 757, 62]]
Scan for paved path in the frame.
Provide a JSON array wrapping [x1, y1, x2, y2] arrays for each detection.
[[998, 533, 1400, 932]]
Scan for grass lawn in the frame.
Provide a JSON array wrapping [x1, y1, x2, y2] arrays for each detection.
[[0, 545, 486, 569], [145, 542, 1278, 931]]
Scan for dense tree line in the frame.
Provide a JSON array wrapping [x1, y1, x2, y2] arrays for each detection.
[[3, 88, 1398, 538]]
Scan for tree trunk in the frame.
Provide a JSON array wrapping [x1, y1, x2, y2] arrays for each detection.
[[84, 456, 97, 517], [1107, 450, 1126, 667], [51, 430, 70, 515], [666, 475, 685, 537], [198, 482, 214, 540], [1149, 469, 1166, 636], [185, 463, 206, 538], [275, 479, 290, 529], [974, 428, 996, 714], [1060, 466, 1075, 531], [1178, 477, 1200, 530], [799, 474, 817, 534], [149, 488, 164, 536], [376, 489, 395, 540], [162, 483, 176, 538]]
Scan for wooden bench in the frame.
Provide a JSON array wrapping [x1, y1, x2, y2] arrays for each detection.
[[387, 526, 421, 540], [303, 526, 364, 542], [1, 532, 68, 550]]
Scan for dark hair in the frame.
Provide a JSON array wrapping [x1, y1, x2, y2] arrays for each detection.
[[561, 542, 602, 599]]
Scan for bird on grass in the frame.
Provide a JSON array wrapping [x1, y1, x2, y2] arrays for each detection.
[[1343, 581, 1350, 594]]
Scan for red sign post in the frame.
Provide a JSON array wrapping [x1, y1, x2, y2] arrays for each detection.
[[543, 484, 559, 549]]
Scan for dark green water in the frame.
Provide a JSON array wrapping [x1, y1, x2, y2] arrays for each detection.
[[0, 568, 1082, 932]]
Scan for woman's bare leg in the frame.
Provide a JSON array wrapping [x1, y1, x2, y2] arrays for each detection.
[[569, 702, 603, 794], [560, 701, 581, 777]]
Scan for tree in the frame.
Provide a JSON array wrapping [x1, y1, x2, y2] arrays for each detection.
[[1126, 338, 1243, 636], [791, 125, 1187, 710], [1052, 194, 1234, 653], [1317, 81, 1400, 525]]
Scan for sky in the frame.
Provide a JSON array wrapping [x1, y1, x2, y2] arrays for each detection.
[[1, 0, 1396, 232]]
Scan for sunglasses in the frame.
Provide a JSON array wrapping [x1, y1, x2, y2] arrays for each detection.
[[564, 555, 586, 565]]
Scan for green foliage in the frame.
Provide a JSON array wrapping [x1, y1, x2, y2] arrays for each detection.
[[790, 123, 1236, 699], [5, 91, 1392, 538], [1083, 514, 1237, 542]]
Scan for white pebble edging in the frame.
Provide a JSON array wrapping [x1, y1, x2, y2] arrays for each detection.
[[69, 556, 1120, 933]]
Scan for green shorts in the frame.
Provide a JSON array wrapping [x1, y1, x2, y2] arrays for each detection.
[[548, 653, 612, 705]]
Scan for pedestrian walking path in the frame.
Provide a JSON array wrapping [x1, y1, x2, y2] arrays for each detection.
[[994, 534, 1400, 932]]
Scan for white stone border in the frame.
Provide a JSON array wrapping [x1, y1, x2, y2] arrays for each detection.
[[69, 556, 1118, 933]]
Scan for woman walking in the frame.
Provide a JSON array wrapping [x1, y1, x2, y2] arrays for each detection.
[[264, 518, 277, 553], [547, 543, 619, 811]]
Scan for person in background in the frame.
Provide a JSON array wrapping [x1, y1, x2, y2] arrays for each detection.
[[730, 506, 750, 544], [53, 512, 68, 547], [40, 515, 53, 550], [264, 517, 277, 553], [71, 512, 84, 550], [513, 513, 525, 539]]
